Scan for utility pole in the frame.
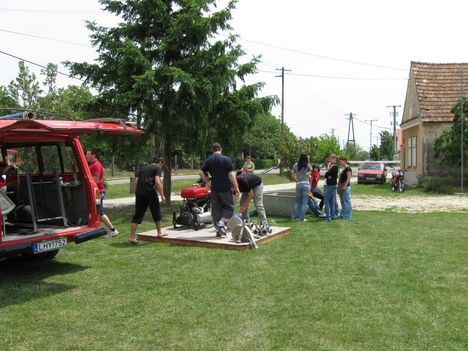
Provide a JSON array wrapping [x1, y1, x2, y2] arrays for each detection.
[[346, 112, 356, 154], [387, 105, 401, 157], [461, 70, 464, 193], [365, 119, 378, 151], [276, 66, 291, 175]]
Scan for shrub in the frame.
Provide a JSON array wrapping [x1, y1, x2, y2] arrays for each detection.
[[418, 176, 455, 194]]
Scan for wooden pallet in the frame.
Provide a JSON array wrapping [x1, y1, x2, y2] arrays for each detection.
[[137, 224, 290, 250]]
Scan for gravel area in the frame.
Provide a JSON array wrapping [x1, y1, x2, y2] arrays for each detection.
[[353, 195, 468, 213]]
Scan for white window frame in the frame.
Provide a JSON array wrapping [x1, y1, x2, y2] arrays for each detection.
[[407, 136, 417, 168]]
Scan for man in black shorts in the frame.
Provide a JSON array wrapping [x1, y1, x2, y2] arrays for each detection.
[[128, 156, 166, 244], [199, 143, 240, 237]]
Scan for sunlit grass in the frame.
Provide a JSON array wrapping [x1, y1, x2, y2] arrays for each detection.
[[1, 208, 466, 350]]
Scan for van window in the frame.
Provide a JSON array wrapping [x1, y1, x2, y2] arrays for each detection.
[[61, 145, 77, 173], [16, 146, 39, 174], [41, 145, 62, 174]]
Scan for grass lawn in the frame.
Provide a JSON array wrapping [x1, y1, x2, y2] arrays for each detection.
[[0, 206, 466, 350]]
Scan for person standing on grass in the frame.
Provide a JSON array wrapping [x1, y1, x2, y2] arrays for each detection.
[[199, 143, 240, 237], [338, 156, 353, 219], [86, 149, 118, 237], [128, 156, 166, 245], [291, 153, 312, 221], [323, 154, 339, 222]]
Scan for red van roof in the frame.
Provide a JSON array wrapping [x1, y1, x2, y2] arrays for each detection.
[[0, 118, 143, 136]]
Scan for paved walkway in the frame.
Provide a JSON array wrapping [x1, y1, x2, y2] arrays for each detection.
[[105, 182, 298, 208]]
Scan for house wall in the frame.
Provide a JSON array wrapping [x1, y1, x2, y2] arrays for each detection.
[[402, 122, 454, 177], [401, 125, 422, 174], [401, 76, 420, 123], [422, 122, 453, 177]]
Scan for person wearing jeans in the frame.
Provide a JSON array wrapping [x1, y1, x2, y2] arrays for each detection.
[[338, 156, 353, 219], [323, 154, 339, 222], [291, 154, 312, 221]]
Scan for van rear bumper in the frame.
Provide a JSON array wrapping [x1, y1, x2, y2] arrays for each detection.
[[74, 227, 107, 244], [0, 227, 107, 259]]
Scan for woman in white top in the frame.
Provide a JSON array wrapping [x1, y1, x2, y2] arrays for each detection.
[[291, 154, 312, 221]]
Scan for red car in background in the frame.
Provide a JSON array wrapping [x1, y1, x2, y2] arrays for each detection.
[[357, 161, 387, 184]]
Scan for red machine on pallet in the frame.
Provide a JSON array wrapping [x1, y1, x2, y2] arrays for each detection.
[[173, 186, 211, 230], [180, 186, 208, 199]]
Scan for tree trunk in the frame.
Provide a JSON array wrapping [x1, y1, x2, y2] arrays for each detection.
[[163, 134, 172, 205]]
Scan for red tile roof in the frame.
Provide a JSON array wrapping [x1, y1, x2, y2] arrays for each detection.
[[411, 62, 468, 122]]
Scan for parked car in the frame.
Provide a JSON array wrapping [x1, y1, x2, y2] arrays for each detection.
[[0, 115, 142, 261], [357, 161, 387, 184]]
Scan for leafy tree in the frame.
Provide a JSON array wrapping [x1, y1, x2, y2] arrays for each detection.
[[242, 113, 282, 159], [434, 98, 468, 166], [41, 63, 58, 95], [38, 85, 96, 119], [379, 130, 394, 160], [344, 143, 368, 160], [313, 134, 342, 165], [8, 61, 42, 109], [369, 144, 380, 160], [0, 86, 19, 114], [67, 0, 275, 203]]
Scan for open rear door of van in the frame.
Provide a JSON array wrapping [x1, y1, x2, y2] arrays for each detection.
[[0, 118, 144, 136]]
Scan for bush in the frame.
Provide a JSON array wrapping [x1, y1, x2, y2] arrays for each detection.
[[255, 159, 276, 169], [418, 176, 455, 194]]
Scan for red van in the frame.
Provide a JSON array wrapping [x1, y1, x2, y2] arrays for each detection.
[[0, 117, 142, 260]]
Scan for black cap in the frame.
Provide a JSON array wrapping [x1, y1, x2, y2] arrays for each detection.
[[212, 143, 222, 151]]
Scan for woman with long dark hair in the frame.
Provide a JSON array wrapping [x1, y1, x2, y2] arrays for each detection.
[[291, 153, 312, 221]]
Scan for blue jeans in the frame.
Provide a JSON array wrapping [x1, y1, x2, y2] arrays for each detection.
[[339, 186, 352, 219], [292, 181, 310, 221], [323, 184, 338, 220], [307, 196, 324, 217]]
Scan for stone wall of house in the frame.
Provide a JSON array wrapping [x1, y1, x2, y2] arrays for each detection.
[[422, 122, 458, 179]]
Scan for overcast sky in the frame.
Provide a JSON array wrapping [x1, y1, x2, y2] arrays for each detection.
[[1, 0, 467, 150]]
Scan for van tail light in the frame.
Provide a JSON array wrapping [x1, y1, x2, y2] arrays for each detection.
[[95, 188, 101, 205]]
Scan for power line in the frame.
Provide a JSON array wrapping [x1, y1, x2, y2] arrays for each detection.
[[0, 8, 104, 15], [0, 28, 90, 47], [257, 69, 406, 81], [353, 116, 391, 131], [239, 37, 407, 71], [0, 50, 83, 81]]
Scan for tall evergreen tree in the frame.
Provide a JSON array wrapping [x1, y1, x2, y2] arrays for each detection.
[[8, 61, 42, 109], [67, 0, 275, 203]]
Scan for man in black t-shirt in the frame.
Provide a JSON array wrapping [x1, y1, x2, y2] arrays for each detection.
[[199, 143, 240, 236], [338, 156, 353, 220], [128, 156, 166, 244], [323, 154, 340, 221], [236, 171, 267, 223]]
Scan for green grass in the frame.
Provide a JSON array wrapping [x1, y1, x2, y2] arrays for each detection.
[[1, 208, 466, 350]]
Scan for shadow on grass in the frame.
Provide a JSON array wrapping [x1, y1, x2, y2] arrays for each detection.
[[0, 258, 88, 308]]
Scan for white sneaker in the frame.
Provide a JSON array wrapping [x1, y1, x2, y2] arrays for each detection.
[[104, 229, 119, 237]]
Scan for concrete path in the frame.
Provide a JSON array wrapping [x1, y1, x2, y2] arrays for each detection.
[[105, 182, 298, 208]]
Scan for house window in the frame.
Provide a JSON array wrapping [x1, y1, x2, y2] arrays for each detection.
[[407, 136, 417, 168]]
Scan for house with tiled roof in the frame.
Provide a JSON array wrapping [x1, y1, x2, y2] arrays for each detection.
[[400, 62, 467, 177]]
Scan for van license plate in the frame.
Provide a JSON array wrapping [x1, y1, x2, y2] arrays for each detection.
[[33, 238, 67, 254]]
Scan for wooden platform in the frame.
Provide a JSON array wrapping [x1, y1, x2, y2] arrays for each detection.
[[137, 224, 290, 250]]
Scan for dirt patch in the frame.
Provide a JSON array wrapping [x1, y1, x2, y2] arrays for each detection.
[[353, 195, 468, 213]]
